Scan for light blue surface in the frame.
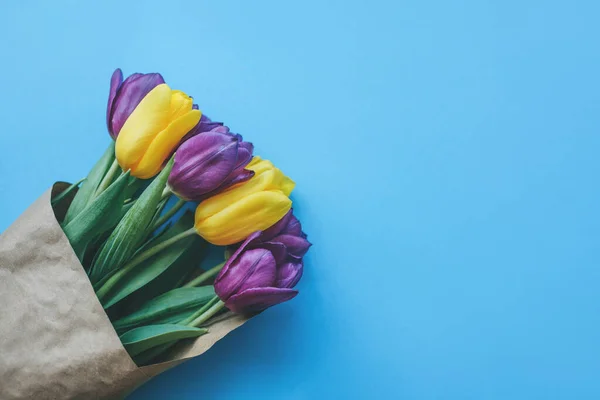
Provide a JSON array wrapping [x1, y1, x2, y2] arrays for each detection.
[[1, 1, 599, 399]]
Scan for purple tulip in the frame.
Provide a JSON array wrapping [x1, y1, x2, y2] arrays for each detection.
[[106, 68, 165, 139], [168, 128, 254, 201], [261, 209, 312, 259], [215, 210, 311, 314], [181, 112, 227, 143]]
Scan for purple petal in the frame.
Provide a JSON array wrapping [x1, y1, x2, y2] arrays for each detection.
[[225, 287, 298, 314], [261, 210, 294, 241], [106, 69, 123, 138], [211, 126, 230, 134], [181, 114, 226, 142], [281, 213, 304, 237], [197, 168, 254, 201], [235, 141, 254, 168], [254, 242, 287, 264], [215, 232, 263, 294], [169, 131, 240, 201], [222, 232, 262, 270], [110, 72, 165, 136], [224, 168, 254, 187], [214, 248, 277, 301], [201, 114, 225, 130], [276, 260, 303, 289], [272, 234, 312, 259]]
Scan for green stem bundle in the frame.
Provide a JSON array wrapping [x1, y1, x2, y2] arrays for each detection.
[[133, 296, 225, 366], [96, 227, 198, 302], [183, 262, 225, 288], [94, 158, 121, 198], [151, 199, 187, 232]]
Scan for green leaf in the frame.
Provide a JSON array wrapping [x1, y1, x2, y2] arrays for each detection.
[[146, 196, 170, 238], [118, 198, 136, 221], [89, 158, 175, 283], [125, 212, 207, 307], [124, 175, 146, 201], [63, 171, 130, 259], [149, 310, 197, 325], [140, 238, 206, 299], [100, 219, 199, 309], [51, 178, 85, 207], [120, 324, 207, 357], [64, 142, 115, 225], [112, 286, 215, 333]]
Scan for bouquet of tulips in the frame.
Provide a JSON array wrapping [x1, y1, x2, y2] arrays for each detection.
[[0, 69, 311, 400]]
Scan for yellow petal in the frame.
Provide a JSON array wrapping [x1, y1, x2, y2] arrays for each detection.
[[280, 175, 296, 196], [249, 158, 295, 196], [116, 84, 172, 171], [247, 158, 274, 175], [132, 109, 202, 179], [195, 190, 292, 245], [195, 168, 281, 220], [247, 156, 262, 168], [170, 90, 194, 120]]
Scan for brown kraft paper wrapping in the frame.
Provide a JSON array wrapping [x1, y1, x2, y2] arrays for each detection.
[[0, 184, 250, 399]]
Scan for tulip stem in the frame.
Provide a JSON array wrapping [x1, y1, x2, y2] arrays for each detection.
[[94, 159, 121, 199], [134, 296, 223, 366], [151, 199, 187, 231], [179, 295, 221, 325], [189, 297, 225, 328], [160, 187, 172, 202], [95, 227, 198, 303], [133, 342, 175, 366], [183, 262, 226, 288]]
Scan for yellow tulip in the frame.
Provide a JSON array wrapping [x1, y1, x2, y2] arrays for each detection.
[[115, 84, 201, 179], [194, 156, 295, 245]]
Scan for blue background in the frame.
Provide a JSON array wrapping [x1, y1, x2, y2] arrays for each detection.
[[1, 1, 599, 399]]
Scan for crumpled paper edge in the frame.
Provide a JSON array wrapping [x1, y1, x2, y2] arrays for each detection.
[[0, 184, 251, 399]]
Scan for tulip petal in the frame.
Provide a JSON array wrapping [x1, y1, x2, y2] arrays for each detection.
[[276, 260, 303, 289], [224, 168, 255, 188], [181, 114, 227, 143], [235, 142, 254, 168], [169, 131, 239, 200], [111, 73, 165, 136], [195, 169, 284, 220], [282, 212, 305, 237], [256, 242, 287, 264], [247, 158, 295, 196], [195, 190, 292, 245], [170, 90, 194, 120], [107, 68, 123, 137], [272, 234, 312, 259], [225, 287, 298, 314], [215, 247, 276, 301], [133, 108, 201, 179], [247, 157, 275, 176], [219, 231, 262, 275], [235, 249, 278, 294], [280, 176, 296, 196], [116, 84, 172, 172], [261, 209, 293, 241], [197, 168, 254, 201]]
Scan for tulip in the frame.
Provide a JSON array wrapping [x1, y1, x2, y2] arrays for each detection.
[[181, 112, 227, 143], [106, 68, 165, 139], [214, 231, 303, 313], [260, 209, 312, 260], [194, 156, 295, 245], [168, 127, 254, 201], [110, 69, 201, 179]]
